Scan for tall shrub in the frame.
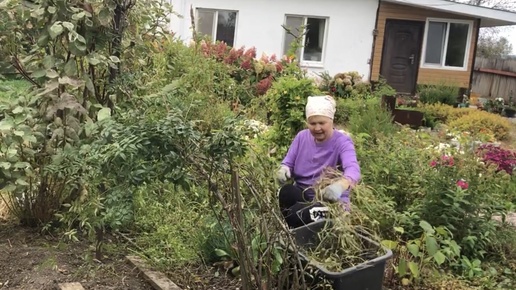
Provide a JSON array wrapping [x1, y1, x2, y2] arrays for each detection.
[[418, 84, 459, 105], [265, 75, 320, 156]]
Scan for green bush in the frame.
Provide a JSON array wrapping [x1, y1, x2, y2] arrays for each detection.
[[418, 151, 513, 259], [266, 75, 321, 153], [418, 84, 459, 105], [371, 78, 397, 98], [0, 78, 31, 100], [133, 182, 212, 268], [343, 98, 398, 137], [334, 97, 363, 125], [356, 128, 436, 214], [447, 110, 512, 141]]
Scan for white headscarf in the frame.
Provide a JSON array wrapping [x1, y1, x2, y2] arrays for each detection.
[[305, 95, 337, 120]]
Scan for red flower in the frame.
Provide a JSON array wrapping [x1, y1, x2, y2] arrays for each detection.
[[244, 47, 257, 59], [256, 76, 273, 95], [440, 155, 454, 167], [429, 160, 437, 167], [240, 60, 252, 70], [275, 62, 283, 73], [456, 179, 469, 190], [224, 48, 239, 64]]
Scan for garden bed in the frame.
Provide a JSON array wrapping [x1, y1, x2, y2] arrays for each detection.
[[0, 220, 152, 290]]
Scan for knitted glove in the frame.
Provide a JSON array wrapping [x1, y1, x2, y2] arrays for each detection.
[[276, 166, 291, 184], [322, 180, 350, 202]]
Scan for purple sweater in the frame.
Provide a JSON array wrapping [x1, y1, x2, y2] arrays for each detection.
[[281, 129, 361, 203]]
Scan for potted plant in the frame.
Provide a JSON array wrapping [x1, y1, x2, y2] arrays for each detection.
[[289, 219, 393, 290], [504, 91, 515, 118], [505, 106, 516, 118]]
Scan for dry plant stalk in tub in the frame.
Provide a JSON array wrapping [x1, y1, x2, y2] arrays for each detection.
[[302, 168, 384, 272]]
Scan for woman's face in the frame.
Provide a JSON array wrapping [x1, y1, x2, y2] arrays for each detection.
[[307, 115, 334, 142]]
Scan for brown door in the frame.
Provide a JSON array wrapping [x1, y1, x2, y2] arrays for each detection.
[[380, 20, 424, 94]]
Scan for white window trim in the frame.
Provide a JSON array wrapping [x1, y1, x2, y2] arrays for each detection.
[[282, 15, 329, 68], [420, 17, 473, 71], [196, 8, 238, 45]]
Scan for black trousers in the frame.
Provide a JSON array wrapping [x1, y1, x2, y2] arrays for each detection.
[[278, 184, 328, 229]]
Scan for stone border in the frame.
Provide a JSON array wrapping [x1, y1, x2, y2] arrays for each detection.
[[126, 255, 182, 290]]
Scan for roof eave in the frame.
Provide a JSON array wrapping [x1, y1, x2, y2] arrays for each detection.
[[382, 0, 516, 27], [480, 18, 515, 28]]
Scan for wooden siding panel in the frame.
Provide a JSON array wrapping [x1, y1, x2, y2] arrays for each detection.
[[371, 1, 478, 88]]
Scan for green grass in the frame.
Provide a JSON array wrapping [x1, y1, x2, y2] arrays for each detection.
[[0, 78, 32, 100]]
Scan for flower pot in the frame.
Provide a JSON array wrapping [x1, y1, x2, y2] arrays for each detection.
[[290, 219, 393, 290], [392, 109, 424, 128], [504, 108, 516, 118]]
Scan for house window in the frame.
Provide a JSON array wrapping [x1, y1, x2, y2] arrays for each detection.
[[197, 9, 237, 47], [283, 15, 328, 64], [422, 19, 472, 69]]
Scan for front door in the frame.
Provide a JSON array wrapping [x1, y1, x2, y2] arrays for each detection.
[[380, 20, 424, 94]]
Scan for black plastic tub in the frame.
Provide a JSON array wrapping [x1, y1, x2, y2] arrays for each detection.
[[290, 219, 393, 290]]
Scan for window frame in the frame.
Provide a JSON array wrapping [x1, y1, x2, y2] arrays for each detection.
[[196, 8, 238, 46], [420, 18, 473, 71], [282, 14, 329, 68]]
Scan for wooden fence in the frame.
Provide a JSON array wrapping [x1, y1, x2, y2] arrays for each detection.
[[471, 57, 516, 102]]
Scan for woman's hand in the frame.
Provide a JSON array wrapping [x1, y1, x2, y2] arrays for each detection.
[[322, 178, 351, 202], [276, 165, 291, 184]]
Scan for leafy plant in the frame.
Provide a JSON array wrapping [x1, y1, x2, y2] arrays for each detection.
[[418, 84, 459, 105], [0, 89, 86, 226], [476, 144, 516, 175], [132, 182, 212, 268], [447, 110, 511, 140], [265, 75, 320, 156], [383, 221, 461, 286], [355, 128, 435, 212], [346, 98, 397, 137]]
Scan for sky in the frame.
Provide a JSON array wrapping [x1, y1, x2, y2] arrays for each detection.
[[451, 0, 516, 55], [500, 26, 516, 55]]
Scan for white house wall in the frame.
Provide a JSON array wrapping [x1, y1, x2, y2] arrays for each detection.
[[169, 0, 379, 80]]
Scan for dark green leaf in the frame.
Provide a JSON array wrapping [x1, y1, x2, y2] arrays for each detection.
[[407, 243, 420, 257], [433, 251, 446, 265], [214, 248, 228, 257], [408, 261, 419, 278], [46, 69, 59, 79], [32, 69, 47, 78], [381, 240, 397, 250], [0, 162, 11, 170], [425, 236, 439, 256], [72, 12, 85, 21], [62, 21, 74, 31], [64, 59, 77, 76], [398, 258, 407, 276], [49, 22, 64, 39], [98, 8, 112, 26], [47, 6, 57, 14], [37, 34, 49, 47], [97, 107, 111, 121], [419, 220, 434, 234], [43, 55, 56, 69]]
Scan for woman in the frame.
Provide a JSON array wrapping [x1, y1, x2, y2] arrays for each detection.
[[276, 95, 361, 228]]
